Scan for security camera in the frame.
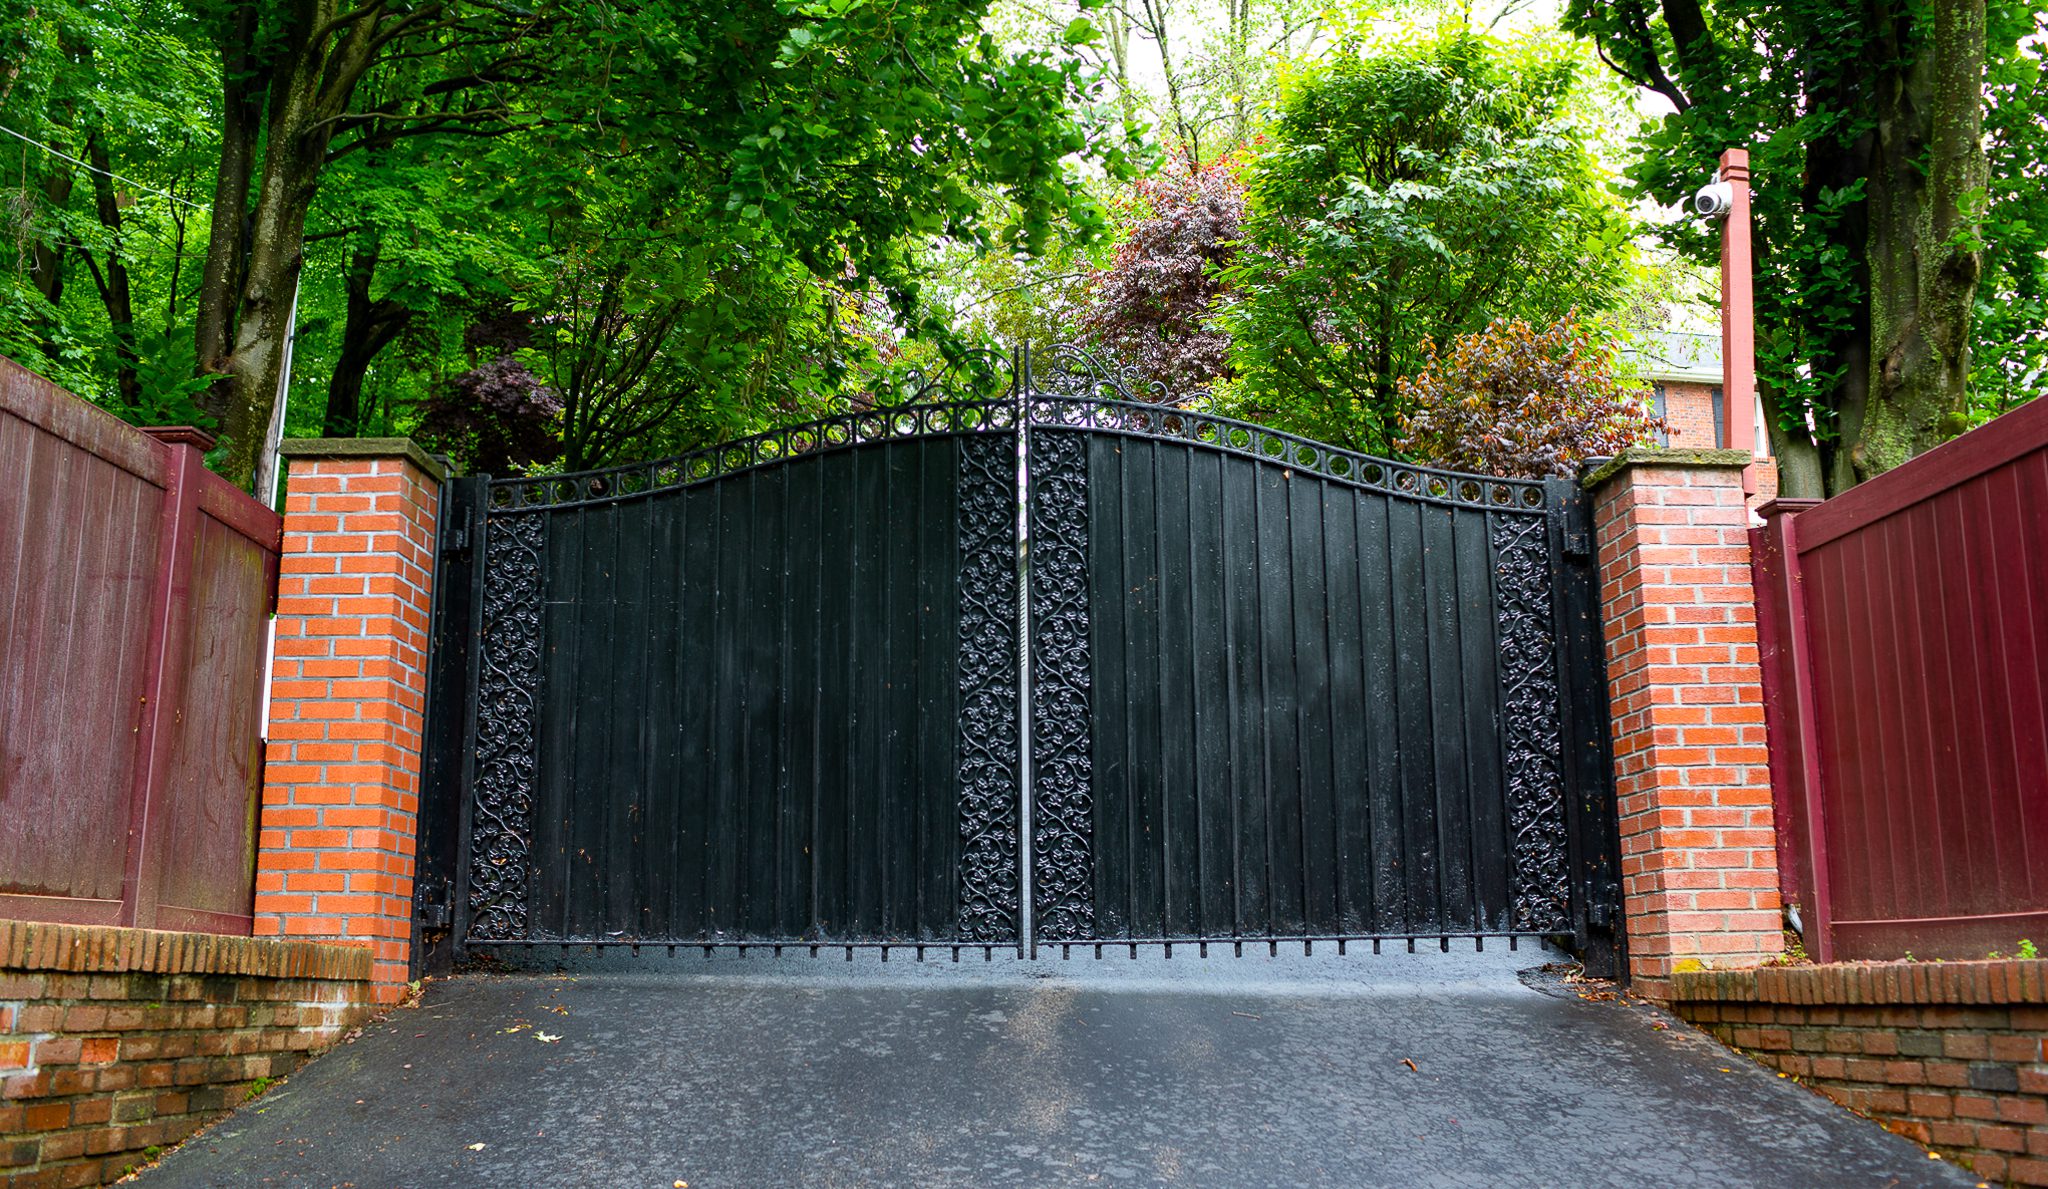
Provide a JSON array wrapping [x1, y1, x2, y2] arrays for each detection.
[[1693, 181, 1734, 219]]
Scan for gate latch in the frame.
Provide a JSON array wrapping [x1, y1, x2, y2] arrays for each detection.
[[440, 524, 471, 556]]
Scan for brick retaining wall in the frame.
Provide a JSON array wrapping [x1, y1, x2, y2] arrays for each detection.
[[1674, 959, 2048, 1184], [0, 920, 373, 1188]]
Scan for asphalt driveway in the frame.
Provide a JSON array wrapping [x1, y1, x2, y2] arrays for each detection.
[[136, 945, 1973, 1188]]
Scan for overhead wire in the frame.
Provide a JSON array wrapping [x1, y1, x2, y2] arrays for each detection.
[[0, 123, 210, 210]]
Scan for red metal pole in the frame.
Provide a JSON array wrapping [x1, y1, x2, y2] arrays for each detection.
[[1720, 148, 1759, 496]]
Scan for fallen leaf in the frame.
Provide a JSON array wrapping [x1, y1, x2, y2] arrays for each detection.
[[1401, 1058, 1419, 1072], [535, 1032, 562, 1043], [466, 1143, 486, 1151]]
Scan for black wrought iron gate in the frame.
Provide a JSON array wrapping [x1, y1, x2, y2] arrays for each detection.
[[416, 347, 1623, 974]]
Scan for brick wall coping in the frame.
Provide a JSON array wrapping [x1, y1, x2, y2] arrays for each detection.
[[0, 919, 371, 983], [1673, 959, 2048, 1007], [1582, 446, 1753, 488], [278, 436, 448, 481]]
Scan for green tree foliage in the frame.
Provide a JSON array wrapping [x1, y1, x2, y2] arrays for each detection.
[[2, 2, 1132, 484], [1564, 0, 2043, 495], [1971, 17, 2048, 424], [1213, 33, 1636, 454], [1396, 313, 1663, 477], [0, 0, 218, 417]]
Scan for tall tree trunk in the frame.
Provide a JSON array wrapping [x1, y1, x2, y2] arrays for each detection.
[[1372, 284, 1396, 455], [324, 234, 411, 436], [211, 1, 391, 486], [1859, 0, 1987, 481], [84, 134, 142, 408], [1103, 3, 1138, 129], [1763, 401, 1826, 497], [1228, 0, 1250, 146], [1796, 64, 1875, 497], [196, 1, 264, 423], [1136, 0, 1198, 163], [217, 19, 335, 485], [28, 170, 73, 311]]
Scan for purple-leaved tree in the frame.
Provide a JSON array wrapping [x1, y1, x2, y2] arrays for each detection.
[[1081, 159, 1245, 395], [414, 312, 563, 475]]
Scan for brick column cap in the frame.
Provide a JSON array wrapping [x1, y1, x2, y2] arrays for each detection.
[[1583, 446, 1753, 489], [279, 436, 450, 481]]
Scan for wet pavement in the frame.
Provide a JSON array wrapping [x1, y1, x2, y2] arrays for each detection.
[[137, 944, 1974, 1188]]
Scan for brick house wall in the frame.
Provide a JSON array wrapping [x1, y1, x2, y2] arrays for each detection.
[[1654, 379, 1725, 451], [1646, 380, 1777, 505], [1652, 379, 1780, 504]]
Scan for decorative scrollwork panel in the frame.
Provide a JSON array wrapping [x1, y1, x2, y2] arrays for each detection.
[[467, 512, 545, 941], [955, 434, 1022, 944], [1028, 429, 1096, 942], [1492, 510, 1572, 933]]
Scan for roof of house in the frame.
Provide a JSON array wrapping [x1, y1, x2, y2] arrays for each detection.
[[1627, 329, 1723, 385]]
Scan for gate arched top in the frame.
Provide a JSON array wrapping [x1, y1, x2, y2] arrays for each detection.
[[485, 397, 1022, 512], [1021, 342, 1549, 515], [483, 343, 1550, 515], [1025, 396, 1548, 514]]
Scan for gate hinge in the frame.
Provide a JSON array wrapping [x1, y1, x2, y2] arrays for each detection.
[[1561, 494, 1594, 559], [1545, 478, 1594, 559], [414, 880, 453, 930], [1585, 880, 1623, 930], [1564, 524, 1592, 560]]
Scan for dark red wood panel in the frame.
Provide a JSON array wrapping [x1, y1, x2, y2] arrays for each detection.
[[0, 357, 281, 935], [152, 512, 270, 929], [1759, 398, 2048, 961], [0, 409, 162, 906]]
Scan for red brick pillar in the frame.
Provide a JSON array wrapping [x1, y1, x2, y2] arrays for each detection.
[[1587, 448, 1783, 997], [255, 440, 444, 1002]]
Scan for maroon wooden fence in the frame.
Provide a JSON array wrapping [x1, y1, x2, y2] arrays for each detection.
[[0, 357, 281, 935], [1754, 396, 2048, 963]]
